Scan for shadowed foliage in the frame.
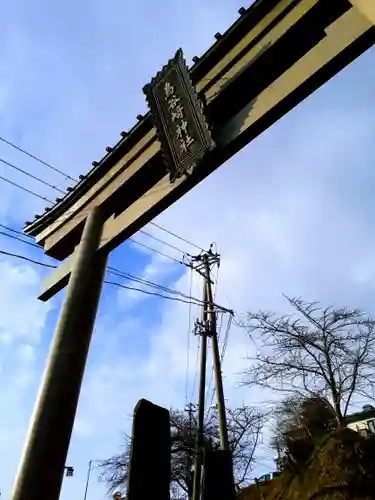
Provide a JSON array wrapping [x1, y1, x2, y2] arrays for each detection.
[[271, 396, 338, 471]]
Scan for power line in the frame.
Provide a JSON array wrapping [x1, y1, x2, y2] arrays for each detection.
[[0, 142, 204, 263], [0, 135, 78, 182], [149, 221, 204, 252], [0, 173, 53, 203], [104, 279, 205, 306], [0, 231, 41, 249], [0, 171, 197, 264], [129, 237, 184, 265], [139, 228, 188, 256], [0, 218, 232, 315], [107, 266, 199, 303], [0, 246, 210, 307], [185, 267, 193, 404], [0, 249, 56, 269], [0, 242, 226, 310], [0, 157, 66, 194], [0, 221, 204, 306], [110, 268, 232, 312], [0, 222, 34, 239], [0, 172, 191, 263], [220, 313, 233, 363]]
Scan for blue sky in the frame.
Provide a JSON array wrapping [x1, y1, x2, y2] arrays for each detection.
[[1, 0, 375, 498]]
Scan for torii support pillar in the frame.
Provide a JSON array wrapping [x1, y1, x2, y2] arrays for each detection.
[[11, 206, 107, 500]]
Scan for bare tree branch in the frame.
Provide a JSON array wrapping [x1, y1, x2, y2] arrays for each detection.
[[242, 296, 375, 422], [98, 405, 263, 498]]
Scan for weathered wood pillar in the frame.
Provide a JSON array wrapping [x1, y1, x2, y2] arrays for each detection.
[[12, 206, 107, 500]]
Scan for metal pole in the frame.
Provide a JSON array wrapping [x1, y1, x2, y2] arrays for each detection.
[[83, 460, 92, 500], [203, 255, 230, 451], [192, 286, 208, 500], [12, 206, 107, 500]]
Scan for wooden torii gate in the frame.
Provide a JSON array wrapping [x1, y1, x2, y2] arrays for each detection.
[[11, 1, 375, 499]]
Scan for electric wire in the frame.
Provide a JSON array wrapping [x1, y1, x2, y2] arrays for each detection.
[[0, 173, 53, 203], [185, 267, 193, 404], [0, 157, 66, 194], [104, 279, 206, 306], [0, 142, 205, 259], [0, 231, 41, 249], [139, 228, 188, 256], [149, 221, 204, 252], [0, 225, 230, 311], [0, 222, 34, 239], [0, 246, 212, 307], [0, 171, 192, 266], [0, 135, 78, 182], [0, 249, 57, 269], [106, 266, 201, 304], [0, 241, 233, 312], [0, 139, 204, 252], [128, 237, 184, 265]]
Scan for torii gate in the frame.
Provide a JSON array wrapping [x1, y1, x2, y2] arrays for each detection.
[[11, 1, 375, 499]]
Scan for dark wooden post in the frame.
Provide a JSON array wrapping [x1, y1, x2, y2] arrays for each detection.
[[127, 399, 171, 500], [203, 449, 235, 500]]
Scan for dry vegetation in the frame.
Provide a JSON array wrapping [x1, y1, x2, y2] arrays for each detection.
[[239, 428, 375, 500]]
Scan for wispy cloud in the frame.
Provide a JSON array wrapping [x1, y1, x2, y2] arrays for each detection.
[[0, 0, 375, 498]]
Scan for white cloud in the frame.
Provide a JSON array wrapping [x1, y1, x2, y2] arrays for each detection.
[[0, 260, 52, 344], [0, 0, 375, 498], [0, 259, 52, 495], [17, 344, 36, 364]]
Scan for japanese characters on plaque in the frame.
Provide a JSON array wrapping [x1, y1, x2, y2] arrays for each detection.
[[143, 49, 215, 183], [163, 80, 195, 155]]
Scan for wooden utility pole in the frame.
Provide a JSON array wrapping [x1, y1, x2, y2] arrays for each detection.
[[190, 247, 233, 500], [192, 285, 208, 500], [202, 252, 230, 451], [192, 248, 230, 450]]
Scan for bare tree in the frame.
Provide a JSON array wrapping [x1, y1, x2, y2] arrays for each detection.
[[243, 296, 375, 421], [98, 405, 263, 498], [227, 406, 263, 487], [98, 434, 131, 494]]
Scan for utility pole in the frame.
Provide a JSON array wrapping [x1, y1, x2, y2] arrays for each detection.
[[190, 246, 233, 500], [185, 402, 197, 499], [202, 251, 230, 451], [192, 284, 209, 500], [192, 247, 230, 451], [83, 460, 92, 500]]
